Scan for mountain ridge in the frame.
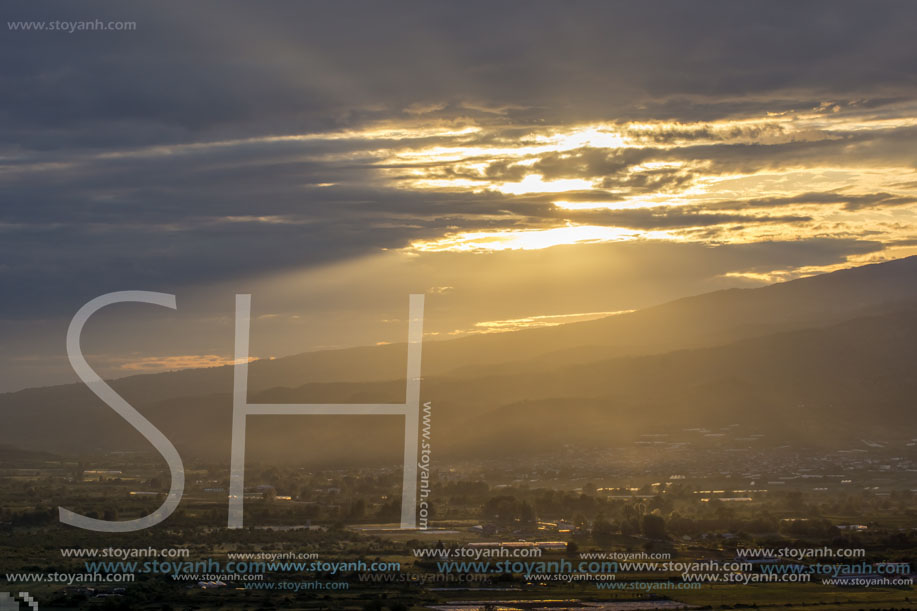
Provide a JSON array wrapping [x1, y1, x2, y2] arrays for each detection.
[[5, 255, 916, 401], [2, 256, 916, 462]]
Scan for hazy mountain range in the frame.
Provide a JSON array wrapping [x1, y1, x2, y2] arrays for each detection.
[[2, 256, 916, 464]]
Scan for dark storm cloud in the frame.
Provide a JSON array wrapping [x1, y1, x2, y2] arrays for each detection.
[[531, 149, 655, 181], [4, 1, 917, 150], [2, 0, 917, 321]]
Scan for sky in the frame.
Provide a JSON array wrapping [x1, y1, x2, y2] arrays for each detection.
[[2, 1, 917, 391]]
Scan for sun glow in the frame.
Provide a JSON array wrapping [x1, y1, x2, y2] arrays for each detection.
[[448, 309, 636, 335], [493, 174, 596, 195], [552, 198, 674, 211], [408, 224, 673, 252]]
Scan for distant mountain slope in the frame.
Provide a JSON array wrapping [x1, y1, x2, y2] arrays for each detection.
[[0, 444, 57, 462], [3, 301, 916, 463], [2, 256, 917, 462], [5, 256, 917, 406]]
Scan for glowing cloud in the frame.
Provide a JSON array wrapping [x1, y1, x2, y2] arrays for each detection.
[[409, 224, 674, 252]]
